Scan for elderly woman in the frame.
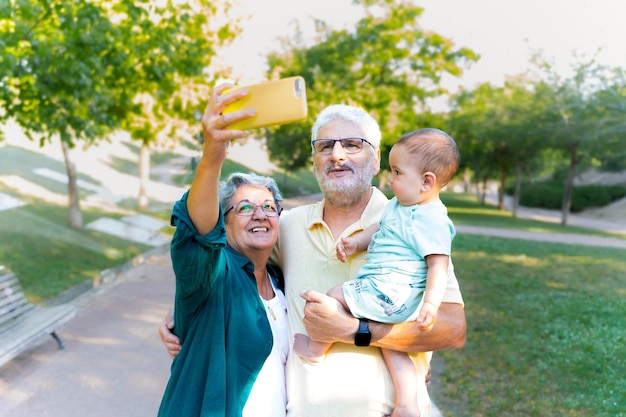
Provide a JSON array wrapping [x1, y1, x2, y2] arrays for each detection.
[[157, 84, 288, 417]]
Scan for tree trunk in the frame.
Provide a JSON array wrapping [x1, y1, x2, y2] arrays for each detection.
[[61, 140, 82, 229], [479, 176, 487, 205], [498, 166, 507, 210], [137, 141, 151, 211], [512, 163, 522, 218], [463, 168, 471, 193], [561, 145, 578, 226]]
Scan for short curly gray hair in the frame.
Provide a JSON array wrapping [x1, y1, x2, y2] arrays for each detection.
[[219, 172, 283, 214]]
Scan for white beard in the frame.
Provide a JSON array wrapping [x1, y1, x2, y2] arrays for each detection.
[[315, 160, 376, 208]]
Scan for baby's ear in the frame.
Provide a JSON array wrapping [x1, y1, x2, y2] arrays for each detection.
[[422, 172, 437, 190]]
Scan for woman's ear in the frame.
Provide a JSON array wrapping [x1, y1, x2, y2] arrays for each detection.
[[422, 172, 437, 191]]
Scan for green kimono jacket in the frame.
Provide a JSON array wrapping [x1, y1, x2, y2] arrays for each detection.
[[158, 192, 282, 417]]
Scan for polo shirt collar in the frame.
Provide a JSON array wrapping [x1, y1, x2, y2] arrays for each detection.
[[306, 186, 388, 231]]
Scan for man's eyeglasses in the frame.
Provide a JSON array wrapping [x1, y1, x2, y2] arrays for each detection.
[[311, 138, 373, 155], [224, 199, 282, 217]]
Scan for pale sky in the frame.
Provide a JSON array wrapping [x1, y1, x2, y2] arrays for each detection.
[[217, 0, 626, 91]]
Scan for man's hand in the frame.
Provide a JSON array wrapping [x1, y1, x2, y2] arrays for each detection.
[[158, 311, 181, 358], [301, 290, 358, 344]]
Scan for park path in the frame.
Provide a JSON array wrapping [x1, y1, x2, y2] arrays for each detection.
[[287, 192, 626, 246], [0, 193, 624, 417]]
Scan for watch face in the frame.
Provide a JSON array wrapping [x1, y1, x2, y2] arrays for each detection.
[[355, 320, 371, 347], [355, 332, 371, 347]]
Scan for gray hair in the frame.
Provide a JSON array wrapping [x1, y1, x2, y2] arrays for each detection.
[[220, 172, 283, 214], [311, 104, 381, 151]]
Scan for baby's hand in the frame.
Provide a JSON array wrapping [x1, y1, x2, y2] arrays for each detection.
[[416, 302, 439, 332], [336, 236, 358, 263]]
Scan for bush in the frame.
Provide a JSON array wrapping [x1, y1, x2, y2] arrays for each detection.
[[517, 182, 626, 212], [518, 182, 563, 209], [602, 152, 626, 171]]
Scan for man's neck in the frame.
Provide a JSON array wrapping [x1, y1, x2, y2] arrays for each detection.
[[323, 188, 373, 240]]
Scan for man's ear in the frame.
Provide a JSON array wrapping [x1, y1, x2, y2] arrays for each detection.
[[422, 172, 437, 191], [373, 148, 381, 175]]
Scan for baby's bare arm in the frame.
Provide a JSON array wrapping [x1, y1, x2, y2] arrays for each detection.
[[416, 254, 449, 332]]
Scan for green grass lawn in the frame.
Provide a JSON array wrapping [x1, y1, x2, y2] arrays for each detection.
[[431, 225, 625, 417], [0, 191, 153, 303]]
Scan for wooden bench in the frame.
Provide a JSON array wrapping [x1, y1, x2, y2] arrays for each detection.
[[0, 265, 77, 367]]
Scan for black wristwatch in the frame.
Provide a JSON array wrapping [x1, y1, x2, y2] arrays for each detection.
[[354, 319, 371, 347]]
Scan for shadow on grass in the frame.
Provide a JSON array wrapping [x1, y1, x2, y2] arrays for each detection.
[[0, 196, 152, 303], [0, 145, 105, 195], [441, 192, 625, 238], [432, 233, 625, 417]]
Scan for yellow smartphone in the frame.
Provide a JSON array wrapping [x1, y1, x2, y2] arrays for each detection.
[[222, 76, 308, 130]]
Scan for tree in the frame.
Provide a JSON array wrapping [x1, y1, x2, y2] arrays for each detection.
[[264, 123, 312, 173], [1, 0, 127, 228], [1, 0, 238, 226], [537, 60, 610, 225], [111, 0, 239, 210], [448, 84, 503, 205], [591, 69, 626, 172], [495, 77, 551, 217], [264, 0, 478, 173]]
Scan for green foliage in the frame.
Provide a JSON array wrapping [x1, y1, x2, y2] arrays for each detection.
[[602, 151, 626, 171], [172, 153, 320, 198], [265, 123, 313, 172], [1, 0, 241, 218], [265, 0, 478, 172], [530, 62, 626, 220], [570, 184, 626, 211], [518, 181, 564, 209], [513, 181, 626, 212], [272, 168, 321, 198], [111, 0, 239, 143], [448, 82, 538, 186], [447, 60, 626, 224], [1, 0, 125, 144]]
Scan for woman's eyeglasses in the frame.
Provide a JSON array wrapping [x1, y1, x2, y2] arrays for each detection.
[[224, 199, 282, 217]]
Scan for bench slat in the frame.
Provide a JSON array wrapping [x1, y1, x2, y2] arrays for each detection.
[[1, 280, 35, 326], [0, 274, 20, 290], [0, 269, 16, 283], [0, 290, 30, 307], [0, 304, 77, 367], [0, 267, 78, 368], [1, 303, 36, 329], [0, 293, 30, 310]]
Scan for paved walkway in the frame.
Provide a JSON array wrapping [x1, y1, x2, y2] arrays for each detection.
[[0, 194, 623, 417], [0, 252, 174, 417]]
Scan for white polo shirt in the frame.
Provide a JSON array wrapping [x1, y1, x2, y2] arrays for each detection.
[[276, 187, 464, 417]]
